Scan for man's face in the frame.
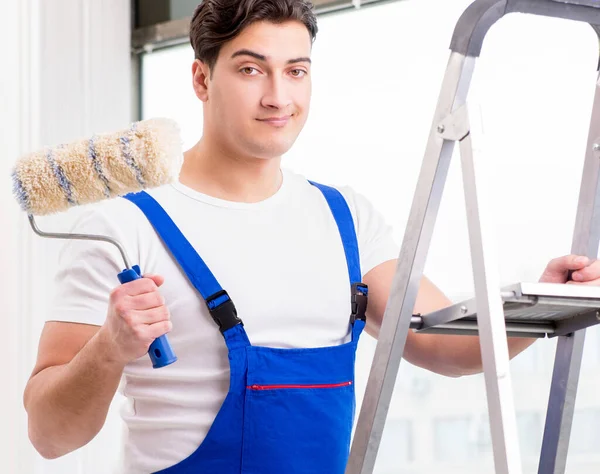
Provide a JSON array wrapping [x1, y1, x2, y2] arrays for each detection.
[[193, 20, 312, 160]]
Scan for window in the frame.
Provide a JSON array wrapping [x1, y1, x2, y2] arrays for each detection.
[[517, 412, 542, 459], [474, 412, 543, 463], [374, 418, 414, 472], [434, 417, 472, 462], [570, 409, 600, 455]]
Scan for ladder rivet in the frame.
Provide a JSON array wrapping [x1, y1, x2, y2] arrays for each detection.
[[437, 125, 445, 134], [460, 305, 468, 314], [593, 143, 600, 152], [596, 310, 600, 320]]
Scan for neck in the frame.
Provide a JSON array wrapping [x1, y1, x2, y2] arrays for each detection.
[[178, 137, 283, 203]]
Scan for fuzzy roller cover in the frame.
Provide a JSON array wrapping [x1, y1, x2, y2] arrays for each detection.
[[12, 117, 183, 216]]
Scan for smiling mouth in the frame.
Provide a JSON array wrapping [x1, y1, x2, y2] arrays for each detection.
[[257, 115, 292, 126]]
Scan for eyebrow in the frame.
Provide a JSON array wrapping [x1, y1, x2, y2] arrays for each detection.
[[231, 49, 311, 64]]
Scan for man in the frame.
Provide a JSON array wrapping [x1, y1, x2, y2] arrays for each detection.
[[23, 0, 600, 473]]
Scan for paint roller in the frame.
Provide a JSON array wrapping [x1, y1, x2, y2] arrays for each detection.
[[11, 117, 183, 369]]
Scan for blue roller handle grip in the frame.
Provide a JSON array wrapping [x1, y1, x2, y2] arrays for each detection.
[[117, 265, 177, 369]]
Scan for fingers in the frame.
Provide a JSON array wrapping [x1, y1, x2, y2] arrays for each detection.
[[144, 274, 165, 287], [109, 273, 169, 325], [147, 320, 173, 340], [130, 291, 165, 311], [546, 255, 590, 273], [540, 255, 591, 283], [112, 277, 156, 297], [569, 259, 600, 282], [111, 275, 165, 303], [122, 306, 170, 326], [104, 273, 171, 364]]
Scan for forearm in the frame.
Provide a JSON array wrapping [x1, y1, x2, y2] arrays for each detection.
[[365, 257, 590, 378], [24, 328, 125, 459], [423, 333, 537, 377], [403, 272, 537, 376]]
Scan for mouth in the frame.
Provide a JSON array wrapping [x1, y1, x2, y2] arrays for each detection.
[[256, 115, 292, 127]]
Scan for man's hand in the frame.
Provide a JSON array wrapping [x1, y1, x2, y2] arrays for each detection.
[[23, 274, 171, 459], [364, 255, 600, 378], [539, 255, 600, 285], [99, 274, 172, 366]]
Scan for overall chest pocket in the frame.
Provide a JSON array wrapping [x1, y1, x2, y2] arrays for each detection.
[[241, 346, 358, 474], [241, 381, 355, 474]]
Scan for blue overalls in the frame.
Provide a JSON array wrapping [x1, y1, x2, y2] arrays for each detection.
[[124, 181, 369, 474]]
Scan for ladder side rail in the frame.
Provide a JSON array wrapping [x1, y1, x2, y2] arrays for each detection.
[[455, 103, 523, 473], [345, 53, 477, 474], [538, 66, 600, 474]]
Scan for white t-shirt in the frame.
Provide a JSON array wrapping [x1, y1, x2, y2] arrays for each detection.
[[48, 168, 399, 473]]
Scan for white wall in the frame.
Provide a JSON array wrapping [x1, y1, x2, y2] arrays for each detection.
[[1, 1, 132, 472], [2, 4, 37, 472]]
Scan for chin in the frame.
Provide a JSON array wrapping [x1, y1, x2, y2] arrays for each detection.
[[247, 139, 297, 160]]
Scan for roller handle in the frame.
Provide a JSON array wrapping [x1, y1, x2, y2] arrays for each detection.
[[117, 265, 178, 369]]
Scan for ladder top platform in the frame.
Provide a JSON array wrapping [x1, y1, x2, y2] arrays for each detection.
[[411, 282, 600, 338]]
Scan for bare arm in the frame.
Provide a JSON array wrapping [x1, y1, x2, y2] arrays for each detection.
[[363, 259, 535, 377], [23, 274, 172, 459], [23, 322, 125, 459]]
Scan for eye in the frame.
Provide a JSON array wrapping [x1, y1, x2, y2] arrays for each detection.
[[289, 69, 307, 78], [240, 67, 259, 76]]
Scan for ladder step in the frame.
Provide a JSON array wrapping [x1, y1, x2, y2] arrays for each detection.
[[412, 282, 600, 338]]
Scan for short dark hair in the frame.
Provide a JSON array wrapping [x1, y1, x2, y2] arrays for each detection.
[[189, 0, 318, 70]]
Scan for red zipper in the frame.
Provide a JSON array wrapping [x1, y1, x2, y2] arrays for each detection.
[[247, 381, 352, 391]]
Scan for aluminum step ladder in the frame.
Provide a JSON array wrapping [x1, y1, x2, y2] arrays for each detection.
[[345, 1, 600, 473]]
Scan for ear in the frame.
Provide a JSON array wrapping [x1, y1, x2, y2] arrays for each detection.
[[192, 59, 210, 102]]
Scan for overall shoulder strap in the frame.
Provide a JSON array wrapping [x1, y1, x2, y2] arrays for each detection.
[[123, 191, 243, 335], [308, 181, 362, 285], [309, 181, 368, 339]]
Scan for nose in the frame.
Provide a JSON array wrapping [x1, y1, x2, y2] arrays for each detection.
[[261, 76, 292, 110]]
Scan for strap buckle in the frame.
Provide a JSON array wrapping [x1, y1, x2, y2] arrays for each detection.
[[350, 283, 369, 324], [206, 290, 243, 333]]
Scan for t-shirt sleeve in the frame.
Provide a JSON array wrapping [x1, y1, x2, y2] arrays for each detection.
[[338, 186, 400, 278], [47, 205, 138, 326]]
